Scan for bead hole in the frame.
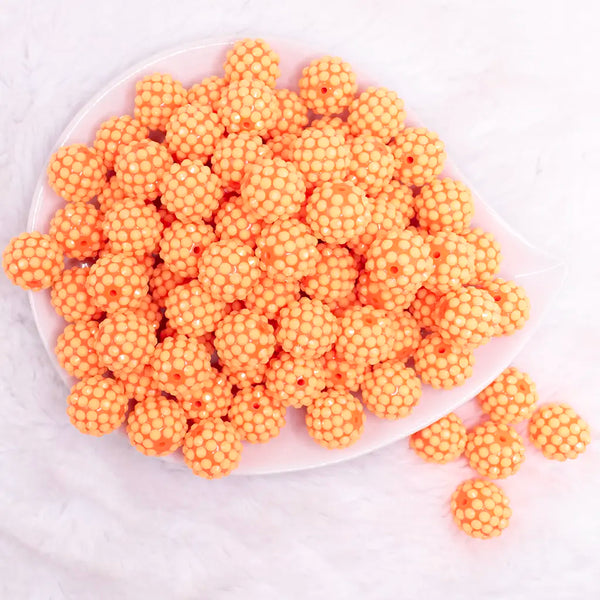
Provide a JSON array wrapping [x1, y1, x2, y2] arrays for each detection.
[[297, 378, 305, 386], [252, 402, 260, 410], [406, 156, 414, 164], [109, 289, 117, 297], [432, 251, 441, 259], [320, 87, 328, 95], [390, 266, 399, 275]]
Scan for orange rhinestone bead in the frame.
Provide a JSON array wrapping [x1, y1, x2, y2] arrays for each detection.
[[159, 219, 216, 278], [436, 286, 501, 349], [298, 56, 357, 115], [265, 133, 298, 162], [362, 362, 422, 420], [96, 309, 157, 375], [347, 87, 406, 142], [115, 362, 161, 403], [127, 397, 188, 457], [183, 418, 243, 479], [66, 376, 128, 436], [49, 202, 104, 260], [269, 88, 309, 137], [212, 132, 271, 190], [390, 127, 446, 187], [93, 115, 149, 169], [214, 308, 276, 370], [276, 297, 339, 359], [300, 243, 359, 305], [214, 194, 264, 247], [414, 177, 474, 233], [151, 333, 212, 398], [244, 273, 301, 320], [103, 198, 163, 256], [114, 139, 173, 201], [255, 218, 319, 281], [178, 369, 233, 422], [477, 367, 538, 424], [321, 349, 367, 392], [218, 78, 278, 136], [198, 239, 261, 302], [409, 286, 442, 330], [240, 157, 306, 222], [462, 228, 503, 284], [529, 403, 591, 461], [409, 413, 467, 464], [478, 278, 530, 336], [424, 231, 476, 294], [305, 181, 371, 244], [165, 279, 227, 337], [51, 267, 102, 323], [187, 75, 226, 112], [347, 134, 394, 196], [224, 38, 280, 88], [466, 421, 525, 479], [365, 228, 433, 292], [55, 320, 106, 379], [133, 73, 187, 131], [165, 103, 224, 162], [220, 361, 268, 389], [451, 479, 511, 539], [305, 388, 365, 449], [387, 311, 421, 362], [356, 269, 415, 314], [47, 144, 107, 203], [291, 125, 350, 188], [265, 352, 326, 408], [414, 333, 475, 389], [160, 159, 223, 224], [86, 253, 149, 312], [149, 262, 189, 307], [228, 385, 286, 443], [3, 232, 63, 291], [335, 304, 395, 365]]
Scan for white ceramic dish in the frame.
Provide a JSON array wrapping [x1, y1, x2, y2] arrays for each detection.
[[28, 38, 564, 475]]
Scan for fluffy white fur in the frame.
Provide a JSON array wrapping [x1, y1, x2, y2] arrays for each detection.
[[0, 1, 599, 598]]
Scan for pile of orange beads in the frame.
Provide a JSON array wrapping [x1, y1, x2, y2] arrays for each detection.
[[2, 37, 590, 540]]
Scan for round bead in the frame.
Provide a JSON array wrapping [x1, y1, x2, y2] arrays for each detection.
[[159, 159, 223, 224], [51, 267, 102, 323], [187, 75, 226, 112], [321, 349, 367, 391], [298, 56, 357, 115], [477, 367, 538, 424], [291, 126, 350, 188], [335, 305, 395, 365], [347, 134, 394, 196], [462, 228, 503, 284], [214, 194, 264, 247], [362, 361, 422, 420], [3, 232, 64, 291], [347, 87, 405, 142], [178, 369, 233, 422], [159, 219, 216, 278], [414, 333, 475, 389], [240, 157, 306, 222], [255, 218, 319, 281], [269, 88, 309, 137], [451, 479, 511, 539], [228, 385, 286, 443], [49, 202, 104, 260], [198, 239, 261, 302], [415, 177, 474, 233], [47, 144, 107, 203], [218, 78, 278, 136], [55, 320, 106, 379], [165, 103, 224, 163], [356, 270, 415, 314], [409, 413, 467, 464], [103, 198, 163, 256], [93, 115, 149, 170], [133, 73, 187, 131], [478, 278, 530, 335], [435, 286, 501, 349], [183, 418, 243, 479], [66, 376, 128, 436], [390, 127, 446, 187], [306, 388, 365, 449], [114, 139, 173, 201], [224, 38, 280, 88], [214, 308, 276, 370], [276, 297, 339, 359], [529, 403, 591, 461], [424, 231, 476, 294], [244, 273, 301, 320], [165, 279, 227, 337], [305, 181, 371, 244], [127, 397, 188, 457], [86, 253, 149, 313]]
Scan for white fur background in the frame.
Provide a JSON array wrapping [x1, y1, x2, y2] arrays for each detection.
[[1, 1, 599, 598]]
